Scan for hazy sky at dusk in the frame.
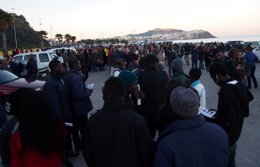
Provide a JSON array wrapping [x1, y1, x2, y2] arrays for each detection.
[[2, 0, 260, 39]]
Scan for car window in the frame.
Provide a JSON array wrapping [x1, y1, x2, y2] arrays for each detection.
[[39, 53, 49, 62], [13, 56, 23, 61], [0, 70, 18, 84], [48, 52, 57, 60], [24, 54, 36, 61]]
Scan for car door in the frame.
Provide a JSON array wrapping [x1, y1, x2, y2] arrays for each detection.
[[253, 47, 260, 60], [37, 53, 50, 71]]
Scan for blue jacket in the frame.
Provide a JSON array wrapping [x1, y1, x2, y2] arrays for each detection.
[[244, 51, 259, 67], [154, 115, 229, 167], [43, 73, 71, 121], [64, 69, 93, 118]]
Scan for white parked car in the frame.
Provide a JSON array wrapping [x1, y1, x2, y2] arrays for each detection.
[[12, 51, 57, 77], [244, 41, 260, 49], [253, 46, 260, 61]]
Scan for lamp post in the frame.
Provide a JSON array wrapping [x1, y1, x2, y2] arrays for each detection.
[[12, 8, 18, 48]]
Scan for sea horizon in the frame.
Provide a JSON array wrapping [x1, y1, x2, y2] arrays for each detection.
[[171, 34, 260, 43]]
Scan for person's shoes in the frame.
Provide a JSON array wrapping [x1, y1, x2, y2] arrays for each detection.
[[66, 150, 79, 157]]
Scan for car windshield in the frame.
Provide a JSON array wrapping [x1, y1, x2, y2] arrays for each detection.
[[0, 70, 19, 84], [49, 52, 57, 59]]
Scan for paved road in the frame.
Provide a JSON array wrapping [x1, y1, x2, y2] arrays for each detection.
[[72, 62, 260, 167]]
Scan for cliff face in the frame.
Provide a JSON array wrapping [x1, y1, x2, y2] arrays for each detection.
[[125, 28, 216, 40], [0, 9, 49, 50]]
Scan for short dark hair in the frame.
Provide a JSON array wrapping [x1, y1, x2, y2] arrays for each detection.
[[138, 57, 147, 69], [49, 58, 61, 71], [68, 58, 80, 69], [102, 77, 125, 101], [131, 53, 140, 61], [145, 54, 159, 67], [209, 62, 229, 81], [189, 68, 202, 81]]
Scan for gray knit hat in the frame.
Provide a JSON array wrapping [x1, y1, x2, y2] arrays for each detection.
[[171, 58, 183, 70], [170, 86, 200, 118]]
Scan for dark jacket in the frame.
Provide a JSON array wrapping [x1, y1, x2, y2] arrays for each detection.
[[87, 101, 154, 167], [26, 58, 38, 75], [64, 69, 93, 118], [214, 79, 253, 145], [156, 99, 181, 133], [43, 73, 71, 121], [244, 51, 259, 67], [154, 115, 229, 167], [76, 54, 89, 76], [172, 69, 189, 85], [139, 66, 168, 119]]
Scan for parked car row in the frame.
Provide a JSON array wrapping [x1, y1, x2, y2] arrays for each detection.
[[244, 41, 260, 49], [225, 40, 260, 51]]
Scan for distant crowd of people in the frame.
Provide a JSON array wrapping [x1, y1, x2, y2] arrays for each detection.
[[1, 42, 259, 90], [0, 41, 258, 167]]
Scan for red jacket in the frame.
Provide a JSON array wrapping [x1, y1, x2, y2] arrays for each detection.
[[11, 131, 62, 167]]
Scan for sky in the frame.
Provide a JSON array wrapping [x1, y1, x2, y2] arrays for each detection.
[[2, 0, 260, 40]]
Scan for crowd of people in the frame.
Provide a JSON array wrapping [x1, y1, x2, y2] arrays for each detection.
[[0, 41, 258, 167]]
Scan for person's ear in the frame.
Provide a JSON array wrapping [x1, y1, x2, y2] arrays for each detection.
[[103, 93, 111, 101]]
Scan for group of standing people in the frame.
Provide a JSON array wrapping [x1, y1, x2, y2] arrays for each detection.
[[0, 52, 93, 167], [0, 41, 257, 167]]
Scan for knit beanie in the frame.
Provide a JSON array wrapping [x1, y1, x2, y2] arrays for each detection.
[[170, 86, 200, 118], [171, 58, 183, 70], [118, 70, 138, 89]]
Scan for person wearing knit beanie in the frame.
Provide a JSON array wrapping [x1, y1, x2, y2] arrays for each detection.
[[118, 70, 138, 89], [118, 70, 144, 106], [170, 58, 189, 85], [170, 86, 200, 118], [171, 58, 183, 70]]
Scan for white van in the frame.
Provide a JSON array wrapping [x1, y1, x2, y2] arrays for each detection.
[[12, 51, 57, 78]]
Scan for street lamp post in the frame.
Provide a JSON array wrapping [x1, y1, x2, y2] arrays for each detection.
[[12, 8, 18, 48], [13, 24, 18, 48]]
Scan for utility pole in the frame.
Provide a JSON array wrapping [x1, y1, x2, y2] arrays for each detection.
[[50, 24, 53, 46], [12, 8, 18, 48]]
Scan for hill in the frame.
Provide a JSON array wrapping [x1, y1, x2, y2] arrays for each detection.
[[125, 28, 216, 40], [0, 9, 49, 51]]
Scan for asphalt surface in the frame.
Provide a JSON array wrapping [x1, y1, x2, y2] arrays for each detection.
[[71, 61, 260, 167]]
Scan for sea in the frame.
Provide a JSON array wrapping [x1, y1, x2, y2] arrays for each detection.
[[171, 34, 260, 43]]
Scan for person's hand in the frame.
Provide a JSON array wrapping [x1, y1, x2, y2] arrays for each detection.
[[135, 90, 145, 100]]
